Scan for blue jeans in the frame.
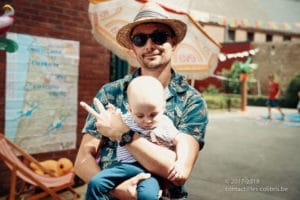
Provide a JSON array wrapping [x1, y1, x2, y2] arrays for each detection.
[[86, 162, 160, 200]]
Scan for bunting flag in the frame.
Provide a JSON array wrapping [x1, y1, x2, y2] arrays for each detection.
[[218, 15, 227, 26], [282, 22, 291, 30], [229, 18, 238, 27], [268, 21, 278, 29], [254, 20, 264, 29], [240, 19, 249, 28]]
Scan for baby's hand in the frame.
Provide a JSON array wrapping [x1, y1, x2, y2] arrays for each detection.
[[167, 161, 186, 185], [106, 103, 116, 112], [106, 103, 121, 114]]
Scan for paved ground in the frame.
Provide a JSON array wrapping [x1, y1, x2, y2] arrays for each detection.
[[185, 106, 300, 200], [1, 106, 299, 200]]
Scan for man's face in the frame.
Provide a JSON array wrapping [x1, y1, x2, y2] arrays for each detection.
[[130, 23, 177, 70]]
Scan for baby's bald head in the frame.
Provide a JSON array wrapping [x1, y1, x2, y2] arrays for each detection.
[[127, 76, 165, 111]]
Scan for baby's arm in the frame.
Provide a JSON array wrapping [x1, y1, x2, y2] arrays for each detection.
[[152, 115, 189, 185], [168, 131, 199, 186], [167, 133, 187, 183]]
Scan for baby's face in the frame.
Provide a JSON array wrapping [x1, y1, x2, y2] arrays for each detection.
[[130, 103, 164, 130]]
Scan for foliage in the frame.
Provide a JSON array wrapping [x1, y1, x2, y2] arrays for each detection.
[[222, 66, 241, 94], [284, 71, 300, 108], [247, 95, 288, 107], [247, 95, 267, 106], [205, 91, 296, 109], [203, 93, 241, 110], [203, 84, 220, 95], [221, 57, 258, 94]]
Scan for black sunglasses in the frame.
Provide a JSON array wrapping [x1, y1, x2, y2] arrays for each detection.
[[130, 31, 170, 47]]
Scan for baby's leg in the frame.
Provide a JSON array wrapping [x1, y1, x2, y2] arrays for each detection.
[[137, 176, 160, 200], [86, 162, 146, 199]]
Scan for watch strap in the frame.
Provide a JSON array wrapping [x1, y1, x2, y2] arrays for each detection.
[[119, 130, 135, 146]]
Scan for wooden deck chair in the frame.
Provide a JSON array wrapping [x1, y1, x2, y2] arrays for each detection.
[[0, 133, 80, 200]]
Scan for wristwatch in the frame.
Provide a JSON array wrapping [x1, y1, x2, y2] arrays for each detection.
[[119, 130, 135, 146]]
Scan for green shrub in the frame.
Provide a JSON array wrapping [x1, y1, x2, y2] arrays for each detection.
[[203, 93, 241, 110], [205, 84, 220, 94], [221, 58, 257, 94], [284, 72, 300, 108], [247, 95, 267, 106], [222, 68, 241, 94], [247, 95, 287, 108]]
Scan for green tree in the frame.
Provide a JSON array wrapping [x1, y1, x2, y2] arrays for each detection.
[[222, 57, 258, 94]]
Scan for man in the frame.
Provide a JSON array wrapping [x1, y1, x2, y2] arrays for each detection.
[[266, 74, 285, 120], [75, 2, 208, 199]]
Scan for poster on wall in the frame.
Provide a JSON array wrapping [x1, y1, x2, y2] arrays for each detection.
[[5, 33, 79, 154]]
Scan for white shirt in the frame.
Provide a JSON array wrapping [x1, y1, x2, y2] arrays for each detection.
[[116, 112, 178, 163]]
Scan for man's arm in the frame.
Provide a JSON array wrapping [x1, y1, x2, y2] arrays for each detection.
[[126, 133, 177, 177], [74, 133, 151, 200], [74, 134, 101, 183], [126, 131, 199, 184], [79, 99, 200, 182]]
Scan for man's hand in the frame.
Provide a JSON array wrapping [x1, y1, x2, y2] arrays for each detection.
[[80, 98, 129, 141], [110, 173, 151, 200]]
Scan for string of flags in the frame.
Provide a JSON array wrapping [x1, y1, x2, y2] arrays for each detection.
[[218, 48, 260, 62], [191, 11, 300, 33]]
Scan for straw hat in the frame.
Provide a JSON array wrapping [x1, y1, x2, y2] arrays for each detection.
[[116, 1, 187, 49]]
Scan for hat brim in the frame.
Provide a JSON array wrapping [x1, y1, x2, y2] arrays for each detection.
[[116, 18, 187, 49]]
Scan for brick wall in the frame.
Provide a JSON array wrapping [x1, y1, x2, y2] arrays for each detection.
[[252, 42, 300, 95], [0, 0, 110, 195]]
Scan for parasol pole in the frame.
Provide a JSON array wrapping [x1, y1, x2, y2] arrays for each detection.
[[191, 78, 195, 88], [239, 72, 248, 111]]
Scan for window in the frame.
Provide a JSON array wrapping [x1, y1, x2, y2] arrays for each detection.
[[247, 32, 254, 42], [227, 29, 235, 41], [283, 35, 291, 41], [266, 34, 273, 42], [110, 53, 129, 82]]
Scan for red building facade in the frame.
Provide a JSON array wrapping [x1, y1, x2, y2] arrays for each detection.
[[0, 0, 110, 194]]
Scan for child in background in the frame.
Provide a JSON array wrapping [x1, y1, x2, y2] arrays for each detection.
[[265, 74, 285, 120]]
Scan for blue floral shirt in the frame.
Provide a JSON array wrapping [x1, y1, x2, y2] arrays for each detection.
[[82, 68, 208, 170]]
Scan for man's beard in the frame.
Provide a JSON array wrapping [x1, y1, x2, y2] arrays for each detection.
[[143, 59, 170, 70]]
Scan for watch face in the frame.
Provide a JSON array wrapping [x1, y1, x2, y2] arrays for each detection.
[[123, 134, 132, 142], [119, 130, 134, 146]]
